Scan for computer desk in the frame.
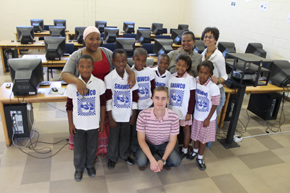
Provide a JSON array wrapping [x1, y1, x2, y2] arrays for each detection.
[[0, 81, 67, 147]]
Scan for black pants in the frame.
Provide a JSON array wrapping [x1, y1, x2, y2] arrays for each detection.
[[74, 128, 99, 171], [130, 110, 141, 154]]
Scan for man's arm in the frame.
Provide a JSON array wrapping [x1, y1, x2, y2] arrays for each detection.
[[157, 134, 177, 170]]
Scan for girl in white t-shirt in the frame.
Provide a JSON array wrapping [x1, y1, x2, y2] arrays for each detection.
[[188, 60, 220, 171], [168, 54, 196, 159]]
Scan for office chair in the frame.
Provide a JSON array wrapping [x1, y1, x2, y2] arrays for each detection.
[[123, 33, 137, 39], [102, 43, 116, 52], [155, 35, 171, 39], [127, 57, 154, 67], [162, 28, 168, 34], [65, 43, 74, 54], [141, 43, 154, 54], [43, 25, 50, 31]]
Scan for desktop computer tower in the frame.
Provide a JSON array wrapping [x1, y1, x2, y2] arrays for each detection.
[[2, 49, 18, 72], [4, 104, 34, 139], [247, 93, 282, 120]]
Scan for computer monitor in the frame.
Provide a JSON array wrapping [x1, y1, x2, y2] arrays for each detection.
[[104, 28, 119, 43], [54, 19, 66, 29], [16, 26, 34, 44], [44, 37, 66, 60], [123, 22, 135, 33], [151, 23, 163, 35], [95, 21, 107, 33], [8, 58, 43, 96], [74, 27, 86, 44], [245, 43, 267, 58], [116, 38, 136, 57], [153, 39, 173, 55], [268, 60, 290, 87], [194, 40, 205, 54], [178, 24, 189, 31], [49, 26, 66, 37], [30, 19, 44, 32], [171, 29, 185, 45], [136, 29, 151, 44], [218, 42, 236, 57]]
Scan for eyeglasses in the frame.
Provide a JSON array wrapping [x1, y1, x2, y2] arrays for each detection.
[[204, 35, 214, 39]]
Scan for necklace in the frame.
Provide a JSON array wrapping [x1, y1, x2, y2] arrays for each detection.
[[205, 48, 216, 60]]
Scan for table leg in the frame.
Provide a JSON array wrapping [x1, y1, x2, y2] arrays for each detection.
[[0, 101, 12, 146], [218, 92, 231, 128], [0, 46, 6, 73]]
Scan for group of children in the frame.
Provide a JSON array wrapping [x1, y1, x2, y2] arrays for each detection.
[[66, 47, 220, 182]]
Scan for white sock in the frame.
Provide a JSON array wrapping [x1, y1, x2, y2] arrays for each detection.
[[193, 148, 199, 153], [198, 155, 203, 160], [182, 147, 188, 154]]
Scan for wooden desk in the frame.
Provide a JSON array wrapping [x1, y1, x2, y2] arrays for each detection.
[[218, 83, 287, 128], [0, 82, 67, 147]]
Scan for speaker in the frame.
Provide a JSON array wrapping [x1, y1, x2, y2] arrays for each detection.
[[269, 60, 290, 87], [247, 93, 282, 120]]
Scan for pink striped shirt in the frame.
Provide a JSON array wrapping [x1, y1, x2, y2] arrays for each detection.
[[137, 108, 179, 145]]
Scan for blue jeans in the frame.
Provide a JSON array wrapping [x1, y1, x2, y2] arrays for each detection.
[[206, 86, 226, 148], [134, 141, 181, 167]]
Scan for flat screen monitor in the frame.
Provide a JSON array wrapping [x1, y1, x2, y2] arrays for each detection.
[[245, 43, 267, 58], [8, 58, 43, 96], [49, 26, 65, 37], [104, 28, 119, 43], [74, 27, 86, 44], [151, 23, 163, 35], [116, 38, 136, 57], [136, 29, 151, 44], [218, 42, 236, 57], [44, 37, 66, 60], [194, 40, 205, 54], [153, 39, 173, 55], [123, 22, 135, 33], [30, 19, 44, 32], [95, 21, 107, 33], [54, 19, 66, 29], [16, 26, 34, 44], [178, 24, 189, 31], [171, 29, 185, 45]]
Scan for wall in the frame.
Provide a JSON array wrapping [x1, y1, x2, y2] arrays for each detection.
[[182, 0, 290, 61]]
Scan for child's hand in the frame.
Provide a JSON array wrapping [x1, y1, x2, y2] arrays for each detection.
[[203, 118, 210, 127], [185, 114, 191, 121], [130, 110, 137, 125], [98, 121, 104, 133], [108, 117, 117, 129], [69, 124, 76, 136], [127, 71, 136, 89]]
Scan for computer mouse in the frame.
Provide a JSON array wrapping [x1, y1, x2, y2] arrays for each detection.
[[51, 87, 58, 92], [11, 40, 14, 42], [5, 83, 11, 88]]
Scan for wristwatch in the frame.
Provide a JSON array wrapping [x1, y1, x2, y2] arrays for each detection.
[[161, 159, 166, 165]]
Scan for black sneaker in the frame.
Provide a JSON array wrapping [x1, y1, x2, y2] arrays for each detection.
[[74, 171, 83, 182], [187, 152, 197, 161], [180, 151, 188, 159], [124, 157, 135, 166], [87, 167, 96, 177], [138, 165, 147, 171], [107, 159, 116, 170], [196, 158, 206, 171]]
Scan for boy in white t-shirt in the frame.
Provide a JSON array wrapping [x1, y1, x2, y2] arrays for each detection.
[[131, 48, 155, 154], [105, 49, 139, 170], [66, 54, 106, 182], [151, 54, 171, 88]]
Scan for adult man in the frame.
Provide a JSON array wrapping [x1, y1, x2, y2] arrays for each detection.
[[134, 86, 181, 172]]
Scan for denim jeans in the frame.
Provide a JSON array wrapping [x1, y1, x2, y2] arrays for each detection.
[[134, 141, 182, 167]]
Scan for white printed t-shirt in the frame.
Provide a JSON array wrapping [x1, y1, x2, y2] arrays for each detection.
[[132, 66, 155, 110], [150, 66, 171, 87], [66, 75, 106, 130], [167, 72, 196, 119], [105, 69, 138, 122]]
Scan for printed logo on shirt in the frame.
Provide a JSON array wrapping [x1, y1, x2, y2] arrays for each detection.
[[77, 97, 96, 116], [114, 90, 131, 108], [156, 82, 166, 87], [196, 94, 209, 112], [169, 89, 184, 107], [138, 82, 150, 100]]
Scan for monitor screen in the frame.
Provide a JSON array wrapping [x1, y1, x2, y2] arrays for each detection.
[[153, 39, 173, 55], [54, 19, 66, 29], [44, 37, 66, 60], [123, 22, 135, 33], [178, 24, 189, 31], [104, 28, 119, 43], [116, 38, 136, 57], [30, 19, 44, 32], [95, 21, 107, 33], [218, 42, 236, 57], [49, 26, 65, 37], [151, 23, 163, 35], [245, 43, 267, 58], [8, 58, 43, 96], [136, 29, 151, 44], [74, 27, 86, 44], [171, 29, 185, 45], [16, 26, 34, 44]]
